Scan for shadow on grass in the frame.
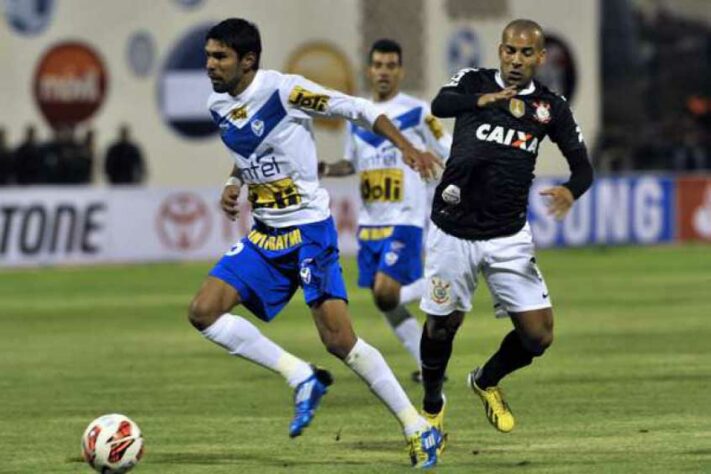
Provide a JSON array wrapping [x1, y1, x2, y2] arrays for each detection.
[[144, 451, 388, 467]]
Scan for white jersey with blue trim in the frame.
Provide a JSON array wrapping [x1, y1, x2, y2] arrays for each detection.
[[343, 92, 451, 228], [208, 69, 380, 228]]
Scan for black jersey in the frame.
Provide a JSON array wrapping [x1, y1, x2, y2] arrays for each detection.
[[431, 68, 587, 240]]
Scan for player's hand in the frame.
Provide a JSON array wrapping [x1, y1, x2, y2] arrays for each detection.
[[539, 186, 574, 220], [477, 86, 518, 108], [402, 148, 444, 181], [221, 184, 241, 221]]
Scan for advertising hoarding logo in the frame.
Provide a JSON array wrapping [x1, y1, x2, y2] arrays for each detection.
[[529, 176, 674, 248], [173, 0, 204, 9], [677, 177, 711, 241], [126, 31, 156, 78], [159, 23, 217, 138], [33, 42, 108, 128], [156, 193, 212, 251], [447, 27, 483, 76], [3, 0, 54, 36]]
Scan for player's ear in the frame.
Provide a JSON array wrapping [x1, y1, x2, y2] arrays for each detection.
[[366, 62, 376, 81], [241, 51, 257, 70], [537, 48, 547, 66]]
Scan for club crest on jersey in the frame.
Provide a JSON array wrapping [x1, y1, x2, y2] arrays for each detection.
[[509, 98, 525, 118], [430, 277, 451, 305], [533, 101, 551, 124], [251, 119, 265, 137]]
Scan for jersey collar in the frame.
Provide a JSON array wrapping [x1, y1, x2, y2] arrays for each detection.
[[495, 71, 535, 96], [231, 69, 263, 100]]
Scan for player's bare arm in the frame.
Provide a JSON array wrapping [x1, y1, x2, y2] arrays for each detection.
[[372, 114, 443, 180], [221, 166, 241, 221], [318, 160, 355, 177]]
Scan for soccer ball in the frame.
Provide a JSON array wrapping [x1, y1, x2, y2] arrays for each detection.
[[81, 414, 144, 473]]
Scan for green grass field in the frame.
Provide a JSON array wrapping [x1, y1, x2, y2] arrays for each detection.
[[1, 245, 710, 473]]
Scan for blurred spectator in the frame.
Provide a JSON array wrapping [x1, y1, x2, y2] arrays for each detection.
[[104, 125, 146, 184], [0, 127, 13, 185], [600, 0, 711, 171], [77, 128, 95, 183], [14, 125, 44, 185], [42, 125, 90, 184], [673, 117, 709, 171]]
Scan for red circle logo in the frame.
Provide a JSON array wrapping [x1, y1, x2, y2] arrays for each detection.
[[33, 42, 108, 128], [156, 193, 212, 251]]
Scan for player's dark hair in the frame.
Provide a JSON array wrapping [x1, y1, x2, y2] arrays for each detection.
[[369, 38, 402, 65], [206, 18, 262, 70]]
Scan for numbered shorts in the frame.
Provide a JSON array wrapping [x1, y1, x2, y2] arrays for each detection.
[[209, 217, 347, 322], [420, 222, 551, 317], [356, 225, 423, 288]]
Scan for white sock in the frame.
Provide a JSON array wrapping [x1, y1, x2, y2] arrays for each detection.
[[344, 338, 429, 437], [400, 278, 425, 305], [393, 317, 422, 368], [201, 314, 313, 388]]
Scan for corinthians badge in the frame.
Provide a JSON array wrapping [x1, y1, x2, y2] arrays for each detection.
[[509, 98, 525, 118], [532, 100, 551, 124]]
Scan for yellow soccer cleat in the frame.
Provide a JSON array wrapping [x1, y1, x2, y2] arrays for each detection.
[[468, 368, 515, 433], [422, 394, 447, 455]]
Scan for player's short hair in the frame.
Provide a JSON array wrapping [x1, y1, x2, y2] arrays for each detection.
[[206, 18, 262, 70], [502, 19, 545, 50], [369, 39, 402, 65]]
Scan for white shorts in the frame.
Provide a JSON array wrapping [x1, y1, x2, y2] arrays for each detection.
[[420, 222, 551, 317]]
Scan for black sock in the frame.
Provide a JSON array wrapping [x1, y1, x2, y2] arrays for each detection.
[[476, 330, 536, 389], [420, 323, 453, 414]]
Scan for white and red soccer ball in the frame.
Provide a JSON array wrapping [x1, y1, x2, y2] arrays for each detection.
[[81, 414, 144, 473]]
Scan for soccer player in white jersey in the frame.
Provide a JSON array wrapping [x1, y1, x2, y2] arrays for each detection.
[[186, 19, 443, 468], [320, 40, 451, 385]]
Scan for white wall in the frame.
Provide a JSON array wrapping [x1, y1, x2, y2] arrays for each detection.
[[1, 0, 598, 185]]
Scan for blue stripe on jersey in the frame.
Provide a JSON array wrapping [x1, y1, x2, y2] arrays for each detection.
[[352, 106, 423, 148], [213, 91, 287, 158]]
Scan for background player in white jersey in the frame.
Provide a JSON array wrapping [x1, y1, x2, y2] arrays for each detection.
[[186, 19, 443, 468], [320, 39, 451, 383]]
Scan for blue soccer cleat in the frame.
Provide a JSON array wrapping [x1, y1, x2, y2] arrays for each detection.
[[407, 425, 444, 469], [288, 367, 333, 438]]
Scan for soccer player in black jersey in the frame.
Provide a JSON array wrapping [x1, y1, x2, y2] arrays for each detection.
[[418, 19, 593, 435]]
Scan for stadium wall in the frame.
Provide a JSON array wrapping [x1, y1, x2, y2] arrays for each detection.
[[1, 175, 709, 268], [1, 0, 598, 185]]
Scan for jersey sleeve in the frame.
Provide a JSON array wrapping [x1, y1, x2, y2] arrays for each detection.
[[441, 68, 480, 93], [547, 99, 586, 155], [342, 123, 358, 162], [280, 74, 380, 130], [431, 68, 482, 117], [420, 106, 452, 161]]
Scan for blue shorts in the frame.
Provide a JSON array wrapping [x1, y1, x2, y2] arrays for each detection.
[[356, 225, 423, 288], [209, 217, 348, 322]]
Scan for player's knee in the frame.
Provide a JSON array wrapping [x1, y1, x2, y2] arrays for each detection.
[[187, 296, 221, 331], [523, 331, 553, 356], [425, 314, 462, 342], [322, 334, 354, 359], [372, 287, 399, 312]]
